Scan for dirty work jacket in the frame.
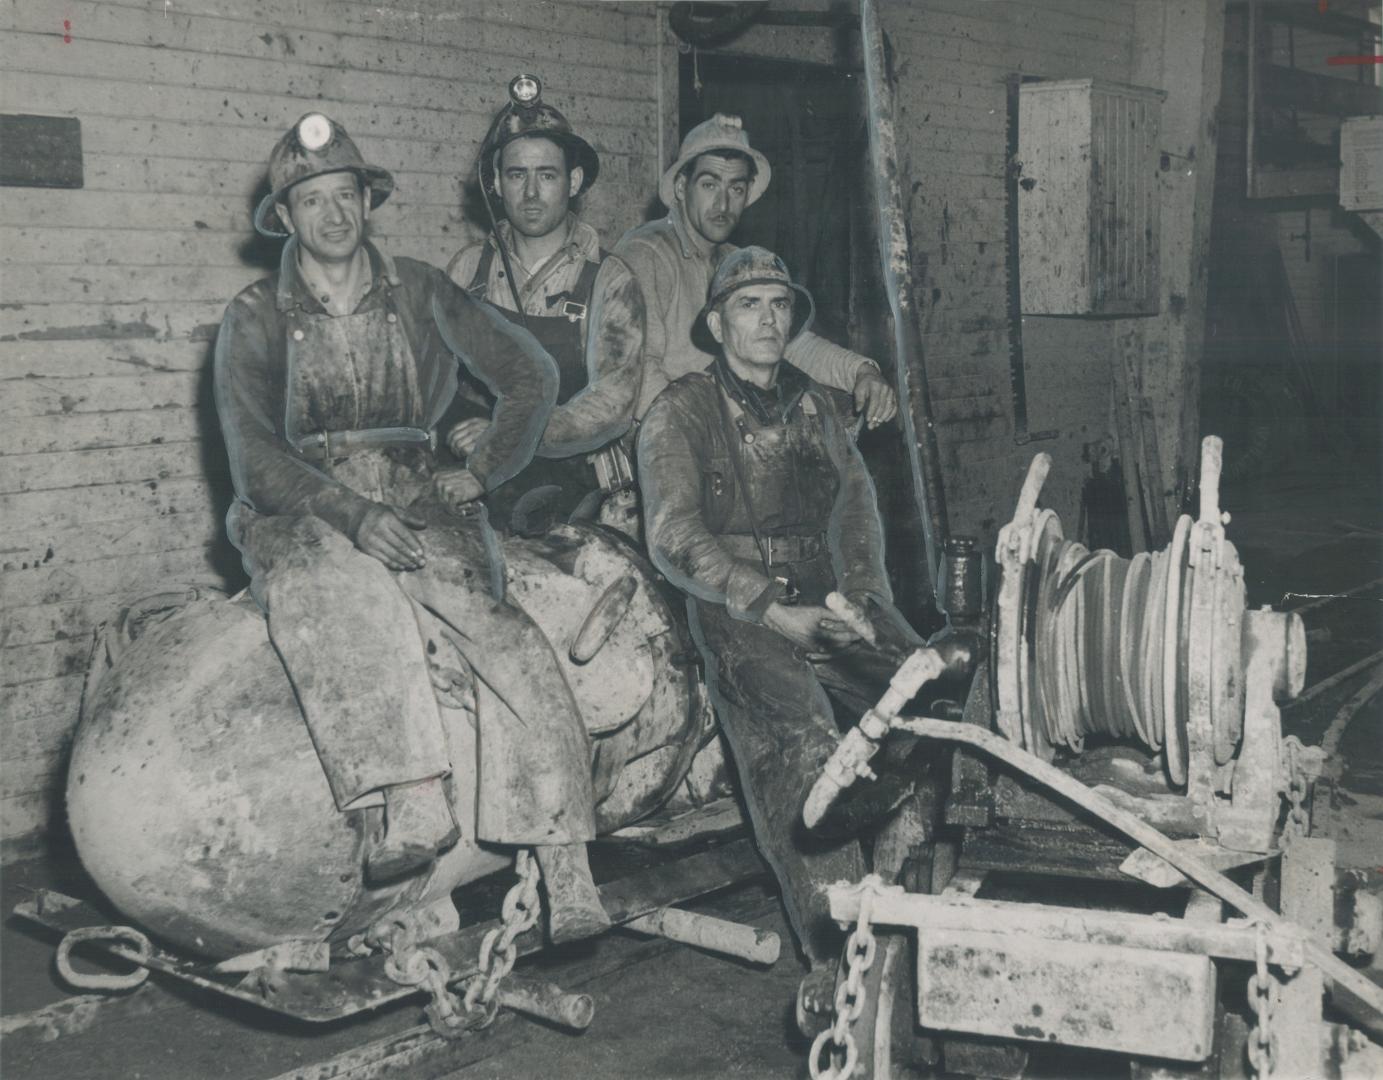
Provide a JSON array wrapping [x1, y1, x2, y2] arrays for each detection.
[[638, 364, 890, 623], [447, 214, 647, 461], [612, 205, 880, 423], [215, 237, 556, 546]]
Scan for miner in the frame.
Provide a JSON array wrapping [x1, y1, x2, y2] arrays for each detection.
[[214, 112, 608, 941], [445, 75, 645, 532], [638, 247, 922, 966]]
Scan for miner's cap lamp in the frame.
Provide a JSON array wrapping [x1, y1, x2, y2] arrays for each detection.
[[253, 111, 395, 238], [510, 74, 542, 107], [479, 74, 600, 197]]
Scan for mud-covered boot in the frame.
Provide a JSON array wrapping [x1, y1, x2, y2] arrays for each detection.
[[367, 777, 460, 883], [534, 843, 611, 944]]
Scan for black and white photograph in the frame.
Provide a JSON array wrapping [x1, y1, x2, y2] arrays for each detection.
[[1, 1, 1381, 1077]]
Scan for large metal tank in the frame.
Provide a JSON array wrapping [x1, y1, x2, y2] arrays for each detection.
[[67, 524, 719, 959]]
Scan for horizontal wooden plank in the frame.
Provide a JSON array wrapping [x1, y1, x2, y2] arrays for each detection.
[[2, 22, 656, 111], [0, 675, 85, 726], [0, 475, 216, 537], [1, 509, 227, 573], [0, 440, 208, 494], [1, 543, 224, 608], [0, 64, 655, 148], [1, 408, 206, 456], [890, 3, 1135, 52], [0, 339, 211, 381], [0, 791, 56, 857], [0, 750, 67, 803], [0, 371, 204, 419], [0, 263, 262, 307], [3, 597, 136, 650], [3, 0, 656, 84], [0, 301, 226, 341], [3, 638, 93, 688]]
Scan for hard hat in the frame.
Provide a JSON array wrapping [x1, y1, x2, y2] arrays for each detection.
[[692, 246, 815, 351], [253, 113, 395, 238], [660, 113, 771, 211], [479, 74, 600, 196]]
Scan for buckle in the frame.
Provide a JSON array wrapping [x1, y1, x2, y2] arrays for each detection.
[[560, 300, 587, 324]]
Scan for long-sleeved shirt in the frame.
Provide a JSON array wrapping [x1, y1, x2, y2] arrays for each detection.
[[214, 238, 558, 542], [446, 215, 647, 460], [639, 365, 890, 622]]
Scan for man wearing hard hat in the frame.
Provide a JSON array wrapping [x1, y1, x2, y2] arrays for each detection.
[[214, 113, 609, 941], [639, 246, 922, 969], [510, 114, 898, 455], [445, 75, 645, 533]]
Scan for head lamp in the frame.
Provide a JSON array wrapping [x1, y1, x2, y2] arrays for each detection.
[[508, 74, 542, 108], [297, 113, 333, 152]]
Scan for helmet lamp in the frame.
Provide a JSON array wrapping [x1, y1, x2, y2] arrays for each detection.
[[297, 113, 333, 152]]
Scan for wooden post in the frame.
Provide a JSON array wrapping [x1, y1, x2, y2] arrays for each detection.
[[859, 0, 949, 599]]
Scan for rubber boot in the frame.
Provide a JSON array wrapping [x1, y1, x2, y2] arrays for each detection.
[[534, 843, 612, 944], [367, 777, 460, 883]]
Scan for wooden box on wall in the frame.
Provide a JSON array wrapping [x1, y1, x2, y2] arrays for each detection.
[[1017, 78, 1167, 315]]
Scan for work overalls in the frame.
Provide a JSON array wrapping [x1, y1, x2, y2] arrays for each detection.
[[688, 383, 919, 963], [232, 285, 596, 846], [449, 245, 602, 532]]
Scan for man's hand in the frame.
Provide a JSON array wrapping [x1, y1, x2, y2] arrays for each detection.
[[447, 418, 490, 458], [434, 467, 484, 510], [357, 505, 427, 571], [853, 367, 898, 429], [763, 602, 862, 653]]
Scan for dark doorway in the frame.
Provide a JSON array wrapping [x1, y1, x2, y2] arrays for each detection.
[[678, 51, 885, 359]]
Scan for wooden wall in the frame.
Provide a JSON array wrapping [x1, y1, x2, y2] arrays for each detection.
[[0, 0, 665, 860]]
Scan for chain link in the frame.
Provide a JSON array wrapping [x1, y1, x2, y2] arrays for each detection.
[[1283, 736, 1310, 841], [1246, 921, 1275, 1076], [375, 849, 541, 1040], [809, 878, 881, 1080]]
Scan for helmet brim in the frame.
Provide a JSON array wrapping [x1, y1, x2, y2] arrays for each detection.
[[253, 165, 395, 239], [659, 142, 770, 212], [691, 277, 814, 354], [481, 130, 601, 197]]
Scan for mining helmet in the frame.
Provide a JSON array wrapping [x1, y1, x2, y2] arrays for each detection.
[[660, 113, 771, 212], [253, 113, 395, 238], [479, 75, 600, 196], [692, 246, 815, 352]]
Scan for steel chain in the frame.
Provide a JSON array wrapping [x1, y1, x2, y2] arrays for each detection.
[[55, 925, 153, 992], [809, 878, 881, 1080], [1283, 736, 1309, 840], [1246, 921, 1275, 1076], [460, 849, 543, 1023]]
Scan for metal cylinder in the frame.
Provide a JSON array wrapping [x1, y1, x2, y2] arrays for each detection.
[[939, 537, 983, 625]]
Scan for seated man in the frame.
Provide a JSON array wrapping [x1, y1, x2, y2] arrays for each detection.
[[215, 112, 607, 941], [638, 247, 922, 966]]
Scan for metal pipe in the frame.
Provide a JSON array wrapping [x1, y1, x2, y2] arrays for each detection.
[[859, 0, 949, 596], [623, 907, 781, 966], [496, 974, 595, 1030]]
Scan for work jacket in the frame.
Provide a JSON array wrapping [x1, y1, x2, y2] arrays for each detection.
[[214, 238, 557, 544], [447, 214, 646, 461], [638, 361, 890, 623]]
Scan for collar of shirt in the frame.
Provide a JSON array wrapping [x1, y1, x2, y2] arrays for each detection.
[[491, 213, 600, 312], [713, 353, 809, 427], [668, 203, 734, 265], [274, 237, 401, 315]]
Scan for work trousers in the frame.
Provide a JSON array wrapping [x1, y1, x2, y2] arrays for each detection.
[[239, 505, 596, 846], [689, 593, 919, 964]]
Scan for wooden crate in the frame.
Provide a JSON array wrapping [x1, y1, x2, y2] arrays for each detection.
[[1018, 78, 1167, 315]]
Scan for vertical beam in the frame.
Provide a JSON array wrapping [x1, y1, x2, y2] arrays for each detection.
[[859, 0, 949, 599], [1130, 1, 1227, 522]]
